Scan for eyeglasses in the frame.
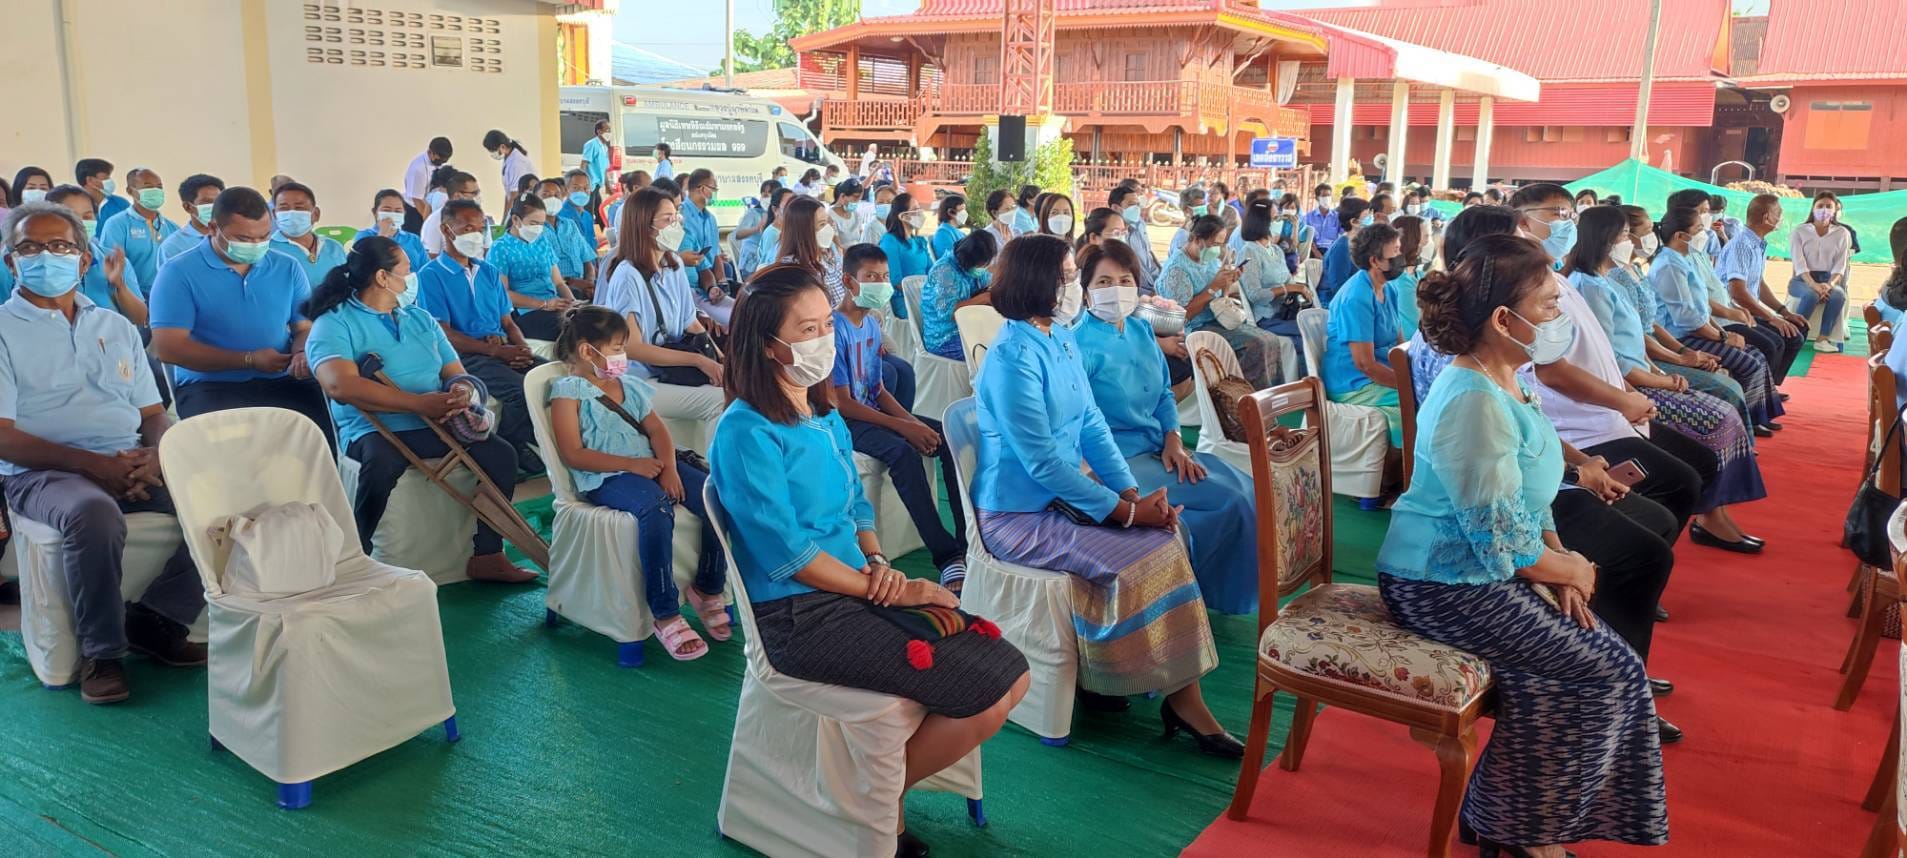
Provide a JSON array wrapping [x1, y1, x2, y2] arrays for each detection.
[[13, 240, 83, 256], [1520, 206, 1577, 222]]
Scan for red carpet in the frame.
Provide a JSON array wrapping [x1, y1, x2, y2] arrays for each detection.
[[1186, 355, 1895, 857]]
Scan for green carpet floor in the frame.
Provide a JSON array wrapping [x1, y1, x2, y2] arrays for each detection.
[[0, 487, 1391, 857]]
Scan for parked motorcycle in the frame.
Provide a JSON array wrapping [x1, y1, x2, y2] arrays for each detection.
[[1144, 186, 1185, 228]]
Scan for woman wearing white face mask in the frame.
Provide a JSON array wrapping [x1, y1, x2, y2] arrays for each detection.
[[483, 130, 536, 201], [971, 234, 1239, 756], [1648, 206, 1786, 437], [708, 264, 1030, 858], [982, 189, 1017, 249], [877, 192, 934, 316], [1237, 201, 1309, 378], [305, 236, 533, 583], [598, 187, 728, 452], [1789, 191, 1852, 354], [1034, 192, 1075, 244], [1072, 241, 1260, 616], [1158, 215, 1281, 388], [487, 193, 574, 341], [777, 195, 846, 305], [1567, 206, 1766, 550]]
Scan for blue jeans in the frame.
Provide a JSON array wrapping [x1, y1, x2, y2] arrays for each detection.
[[1788, 272, 1846, 339], [585, 466, 725, 621], [846, 416, 966, 569], [880, 352, 917, 413]]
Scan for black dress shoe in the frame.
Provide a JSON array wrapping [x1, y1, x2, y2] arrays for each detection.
[[1778, 391, 1791, 402], [125, 604, 207, 667], [1753, 424, 1775, 438], [897, 829, 931, 858], [1077, 688, 1131, 713], [1762, 420, 1784, 431], [1161, 699, 1245, 759], [1649, 677, 1674, 697], [1654, 604, 1670, 622], [1689, 524, 1764, 554], [1479, 838, 1575, 858], [1657, 717, 1684, 745]]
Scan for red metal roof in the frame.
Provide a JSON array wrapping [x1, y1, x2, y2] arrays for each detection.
[[1301, 0, 1731, 82], [1301, 81, 1717, 128], [1755, 0, 1907, 80]]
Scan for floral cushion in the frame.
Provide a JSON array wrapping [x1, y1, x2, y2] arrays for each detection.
[[1259, 583, 1492, 710]]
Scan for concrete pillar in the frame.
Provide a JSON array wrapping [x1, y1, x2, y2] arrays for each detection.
[[1385, 80, 1409, 186], [1330, 76, 1354, 184], [1432, 88, 1456, 192], [1472, 95, 1495, 192]]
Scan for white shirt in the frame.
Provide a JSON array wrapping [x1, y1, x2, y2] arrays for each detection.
[[1522, 272, 1648, 449], [1789, 222, 1853, 279], [501, 149, 534, 195], [404, 151, 435, 205], [422, 209, 493, 257]]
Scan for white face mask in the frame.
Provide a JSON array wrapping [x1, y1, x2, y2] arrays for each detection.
[[1404, 203, 1422, 216], [451, 231, 487, 258], [517, 222, 544, 242], [901, 210, 926, 230], [375, 210, 403, 227], [542, 196, 564, 215], [656, 221, 686, 251], [1054, 281, 1083, 325], [1700, 212, 1716, 229], [1688, 230, 1710, 252], [1047, 214, 1073, 234], [777, 333, 836, 387], [1507, 308, 1576, 365], [815, 223, 836, 247], [1640, 233, 1661, 257], [1088, 284, 1139, 323], [1814, 207, 1835, 223], [1610, 239, 1635, 267]]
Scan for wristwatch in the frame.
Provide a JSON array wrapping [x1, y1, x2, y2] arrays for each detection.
[[866, 552, 891, 569], [1562, 465, 1581, 485]]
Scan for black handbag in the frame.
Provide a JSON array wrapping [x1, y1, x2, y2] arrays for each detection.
[[1845, 402, 1907, 568], [640, 264, 723, 387], [594, 393, 708, 473]]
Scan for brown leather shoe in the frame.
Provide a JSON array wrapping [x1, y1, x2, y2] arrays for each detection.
[[80, 657, 131, 705], [126, 604, 208, 667]]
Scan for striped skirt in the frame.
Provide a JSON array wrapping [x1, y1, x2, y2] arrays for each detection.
[[977, 509, 1218, 696], [1641, 386, 1766, 510], [1659, 363, 1752, 435], [1378, 573, 1668, 847], [1681, 337, 1784, 426]]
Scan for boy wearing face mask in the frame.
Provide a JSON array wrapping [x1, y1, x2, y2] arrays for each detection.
[[1165, 187, 1209, 261], [158, 174, 227, 263], [1109, 183, 1160, 282], [1302, 182, 1341, 253], [266, 183, 348, 287], [829, 244, 969, 591]]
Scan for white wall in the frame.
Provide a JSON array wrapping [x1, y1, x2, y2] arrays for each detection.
[[0, 0, 558, 227]]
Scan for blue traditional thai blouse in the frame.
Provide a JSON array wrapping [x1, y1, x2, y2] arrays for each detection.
[[549, 373, 658, 493], [1647, 246, 1710, 339], [1608, 263, 1661, 334], [1376, 366, 1562, 585], [1571, 269, 1650, 375], [709, 400, 874, 604], [973, 319, 1135, 521], [1156, 249, 1222, 330], [1238, 241, 1294, 323], [921, 253, 989, 355], [1074, 314, 1178, 459]]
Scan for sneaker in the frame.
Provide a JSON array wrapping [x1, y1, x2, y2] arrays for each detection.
[[125, 603, 208, 667], [1815, 340, 1842, 354], [79, 657, 131, 705]]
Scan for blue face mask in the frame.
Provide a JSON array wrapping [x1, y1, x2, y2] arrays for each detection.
[[874, 203, 892, 219], [1191, 204, 1209, 217], [1358, 213, 1374, 228], [1540, 217, 1579, 260], [15, 252, 83, 297], [568, 191, 590, 208], [1121, 205, 1142, 225], [275, 210, 314, 238]]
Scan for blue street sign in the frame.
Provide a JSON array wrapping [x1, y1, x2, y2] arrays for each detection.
[[1250, 137, 1297, 169]]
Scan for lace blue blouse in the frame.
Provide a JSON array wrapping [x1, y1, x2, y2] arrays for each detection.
[[549, 374, 658, 493], [1376, 365, 1562, 585]]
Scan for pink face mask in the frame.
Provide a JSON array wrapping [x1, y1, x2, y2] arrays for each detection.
[[589, 345, 628, 379]]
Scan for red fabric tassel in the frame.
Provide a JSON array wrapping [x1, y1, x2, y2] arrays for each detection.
[[906, 639, 935, 670], [970, 618, 1001, 640]]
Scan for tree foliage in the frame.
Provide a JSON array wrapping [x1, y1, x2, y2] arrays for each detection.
[[732, 0, 861, 74], [964, 132, 1077, 227]]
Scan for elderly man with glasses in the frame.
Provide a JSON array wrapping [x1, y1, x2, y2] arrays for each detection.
[[0, 202, 206, 705]]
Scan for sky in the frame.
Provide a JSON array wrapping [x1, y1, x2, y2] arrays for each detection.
[[620, 0, 1775, 73]]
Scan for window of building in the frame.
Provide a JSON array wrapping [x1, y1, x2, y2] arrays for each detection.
[[1605, 127, 1632, 144], [974, 55, 999, 84], [1123, 53, 1147, 82], [1804, 101, 1874, 151]]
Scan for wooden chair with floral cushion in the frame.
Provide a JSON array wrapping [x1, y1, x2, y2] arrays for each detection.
[[1861, 501, 1907, 858], [1390, 342, 1417, 486], [1226, 376, 1494, 858], [1843, 352, 1906, 711]]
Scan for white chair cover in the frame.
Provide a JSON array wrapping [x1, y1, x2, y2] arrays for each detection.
[[1788, 294, 1848, 345], [337, 454, 478, 585], [704, 482, 981, 858], [159, 407, 454, 786], [525, 339, 559, 361], [2, 510, 206, 688], [942, 398, 1079, 742], [953, 305, 1007, 383], [885, 277, 929, 362], [1292, 310, 1388, 498], [900, 273, 972, 423], [522, 363, 713, 648], [1302, 257, 1323, 290]]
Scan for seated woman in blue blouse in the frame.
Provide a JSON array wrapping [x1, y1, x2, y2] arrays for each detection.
[[877, 192, 935, 319], [1378, 236, 1666, 856], [548, 306, 729, 660], [971, 233, 1238, 758], [931, 194, 967, 259], [1235, 200, 1310, 379], [487, 193, 576, 342], [709, 264, 1029, 856], [1874, 216, 1907, 329], [1072, 240, 1259, 616], [305, 236, 536, 584], [1320, 222, 1405, 445], [1156, 214, 1285, 388], [919, 229, 997, 360]]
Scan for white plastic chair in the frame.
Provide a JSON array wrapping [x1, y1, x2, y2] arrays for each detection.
[[0, 509, 206, 688], [703, 481, 985, 858], [158, 407, 456, 810], [1293, 309, 1389, 499], [1187, 332, 1256, 479], [953, 304, 1007, 382], [333, 420, 480, 586], [942, 398, 1081, 744], [900, 274, 973, 423], [525, 338, 558, 361], [1302, 258, 1323, 291], [521, 363, 716, 666]]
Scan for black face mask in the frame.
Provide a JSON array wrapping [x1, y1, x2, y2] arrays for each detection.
[[1381, 255, 1405, 280]]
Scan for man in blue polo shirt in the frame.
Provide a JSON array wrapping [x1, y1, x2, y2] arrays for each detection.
[[534, 177, 597, 300], [76, 158, 129, 226], [98, 168, 178, 291], [417, 198, 546, 475], [267, 181, 349, 287], [679, 168, 734, 327], [580, 118, 612, 191], [149, 186, 334, 451], [558, 168, 597, 245], [158, 174, 225, 263], [1301, 182, 1341, 257], [0, 202, 206, 705]]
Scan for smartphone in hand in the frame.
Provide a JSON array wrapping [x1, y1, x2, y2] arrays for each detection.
[[1607, 459, 1648, 487]]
